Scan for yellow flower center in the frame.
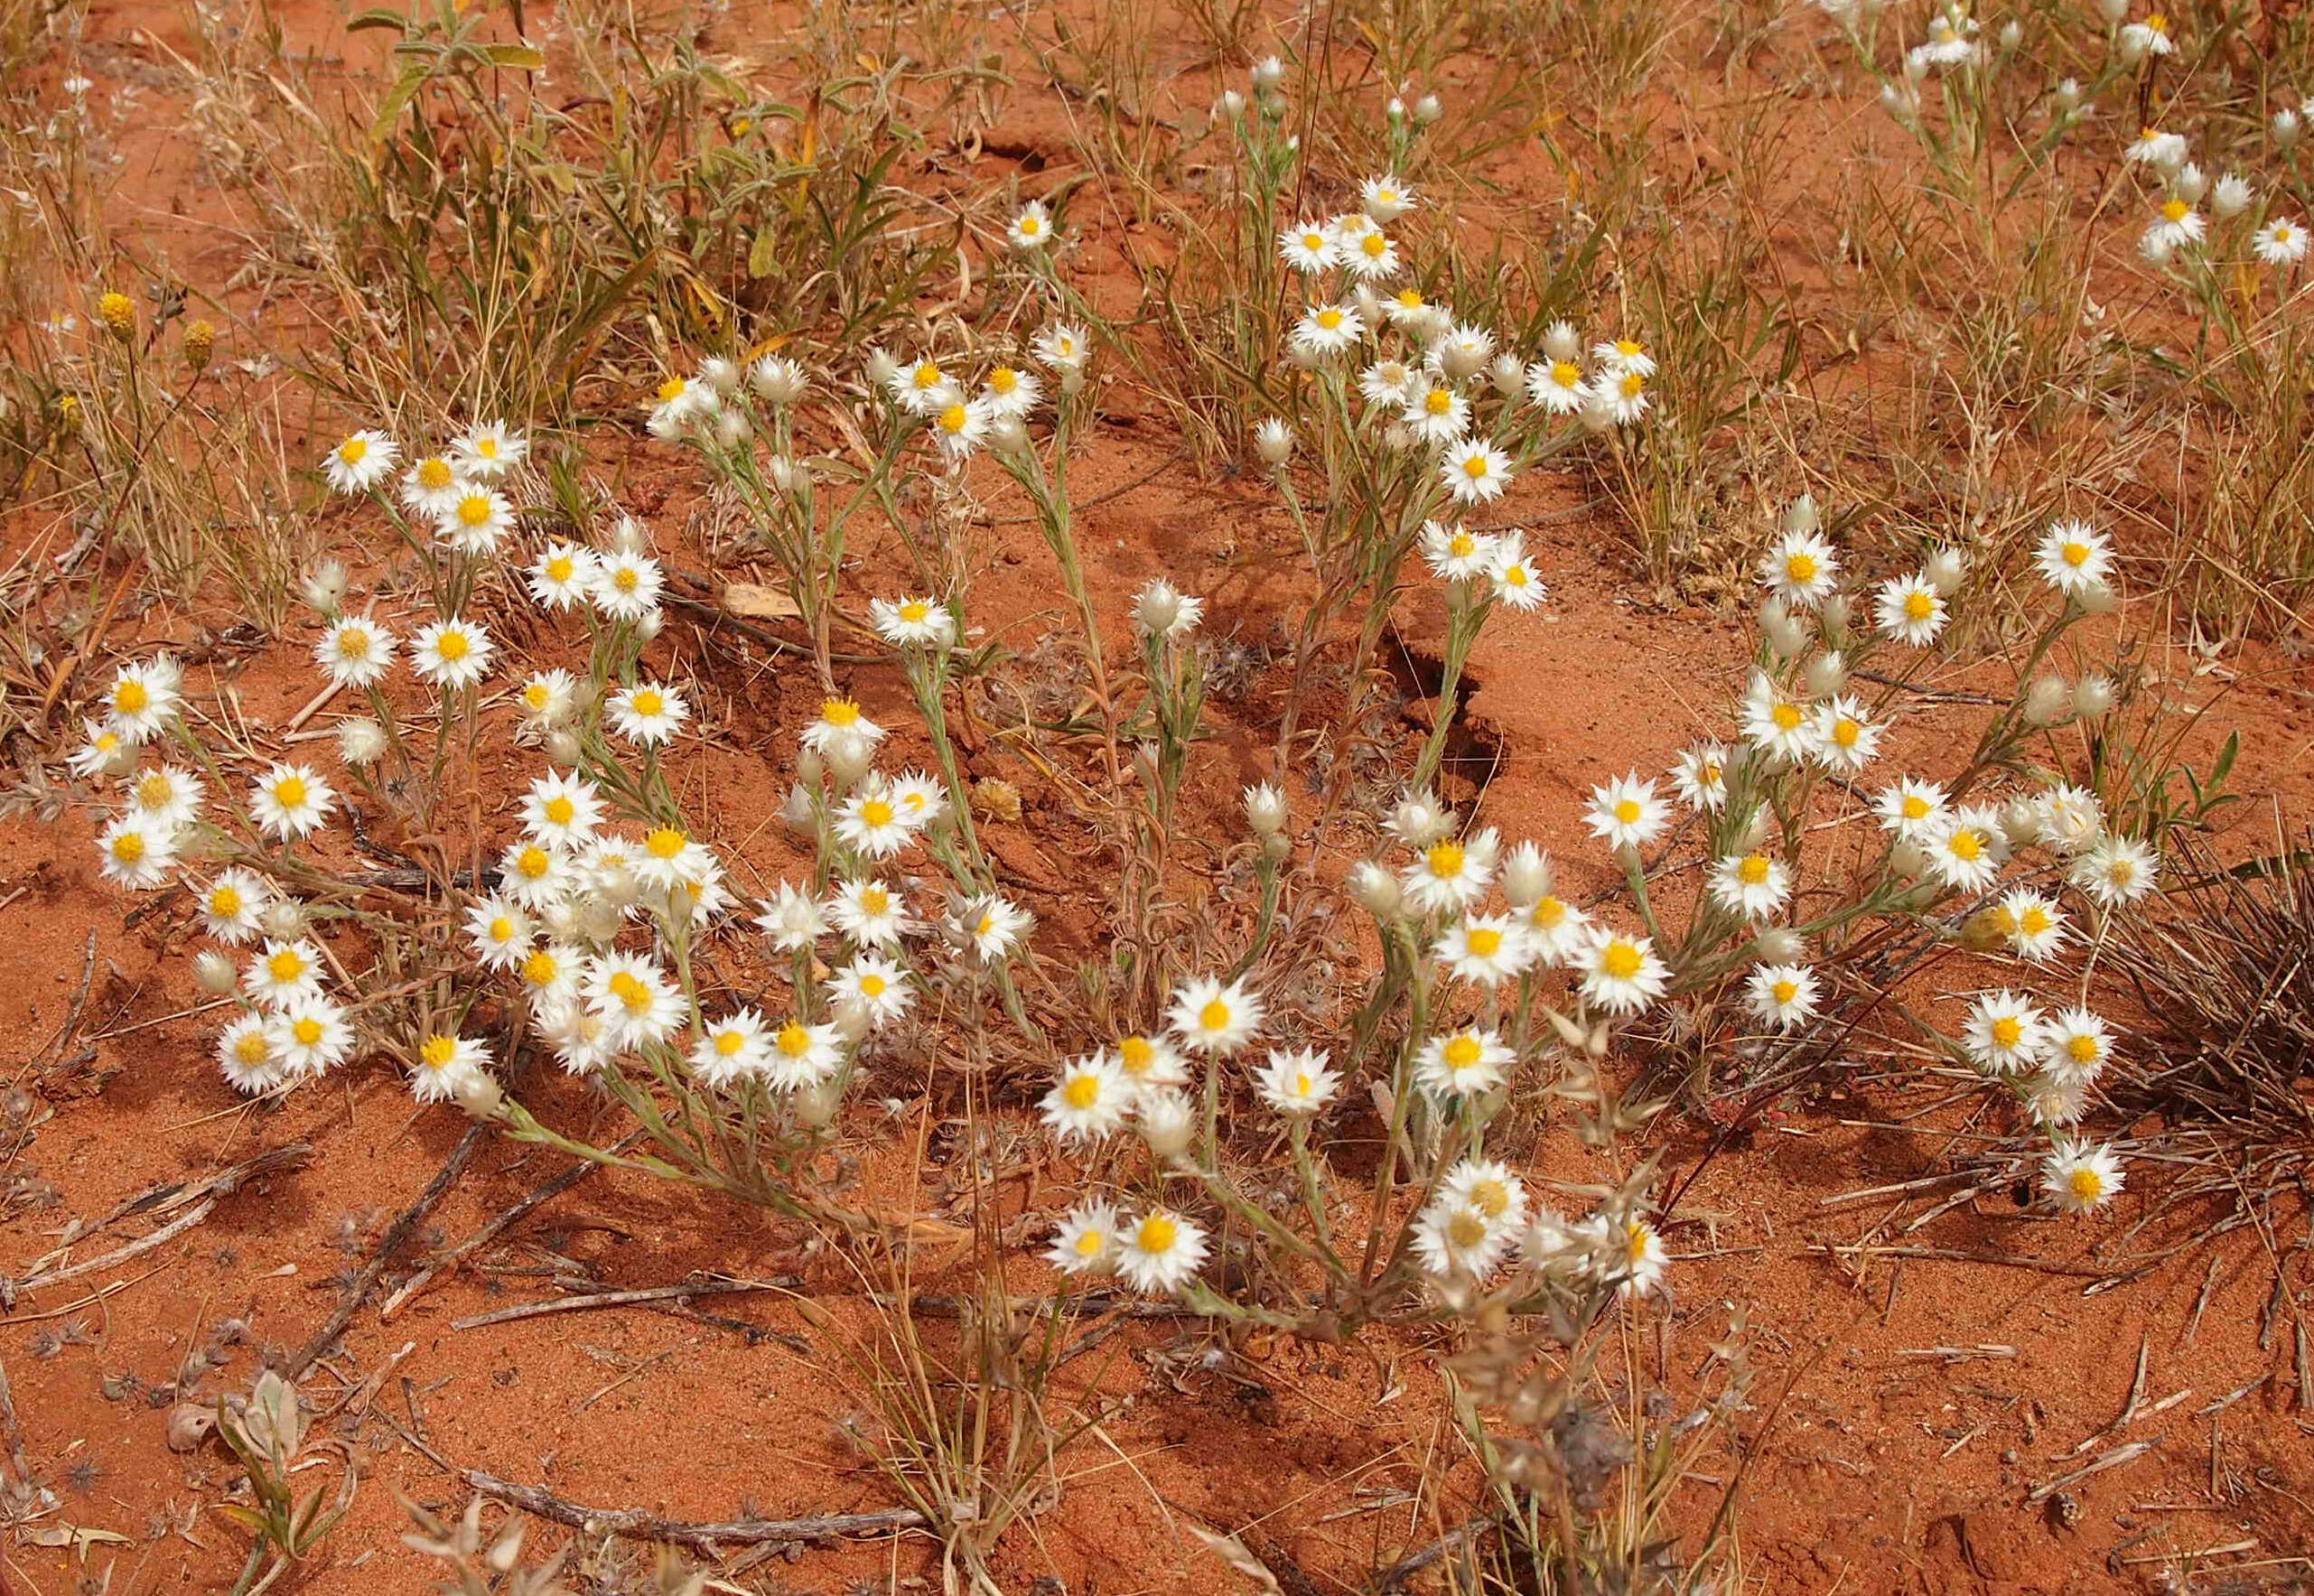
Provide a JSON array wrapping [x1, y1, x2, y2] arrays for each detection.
[[419, 1034, 458, 1069], [476, 437, 500, 459], [1423, 387, 1453, 415], [646, 827, 686, 860], [1947, 830, 1983, 862], [1199, 999, 1232, 1032], [1316, 308, 1344, 330], [913, 361, 943, 389], [613, 567, 639, 593], [2020, 906, 2052, 935], [823, 698, 860, 725], [1991, 1016, 2022, 1049], [2067, 1033, 2100, 1065], [1396, 289, 1423, 308], [434, 630, 471, 662], [1532, 896, 1565, 929], [1449, 532, 1475, 558], [115, 680, 149, 714], [1293, 1071, 1312, 1096], [1551, 359, 1581, 387], [898, 600, 930, 625], [235, 1032, 273, 1066], [521, 950, 559, 985], [1505, 565, 1530, 588], [975, 912, 994, 937], [1442, 1034, 1482, 1069], [2147, 12, 2167, 30], [210, 885, 242, 917], [1833, 717, 1861, 748], [631, 689, 664, 717], [1785, 552, 1817, 583], [1618, 372, 1645, 398], [1771, 702, 1802, 732], [110, 832, 145, 863], [938, 403, 969, 434], [1616, 339, 1643, 357], [293, 1017, 323, 1045], [456, 494, 492, 527], [273, 775, 308, 808], [1602, 941, 1644, 980], [517, 845, 549, 879], [1303, 232, 1326, 250], [2068, 1167, 2104, 1202], [267, 949, 304, 981], [858, 886, 891, 917], [715, 1028, 747, 1057], [336, 629, 371, 659], [1021, 216, 1042, 237], [1063, 1073, 1101, 1109], [1361, 232, 1387, 257], [1074, 1228, 1105, 1256], [861, 798, 896, 827], [777, 1022, 812, 1057], [137, 773, 173, 807], [1461, 453, 1489, 478], [337, 436, 369, 464], [860, 974, 887, 998], [1427, 841, 1465, 878], [1135, 1214, 1178, 1253], [1738, 854, 1771, 885], [1470, 1178, 1511, 1218], [2108, 860, 2136, 885], [1467, 928, 1503, 957], [1627, 1221, 1654, 1265], [543, 796, 575, 826], [1904, 590, 1936, 621], [525, 682, 553, 709], [1771, 978, 1798, 1004], [1901, 793, 1931, 819], [2161, 198, 2189, 223], [1448, 1210, 1489, 1248], [417, 457, 453, 489], [1613, 798, 1642, 825], [94, 732, 119, 752], [489, 914, 514, 942], [2060, 540, 2091, 567]]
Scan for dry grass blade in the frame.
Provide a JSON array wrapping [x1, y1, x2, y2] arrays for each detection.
[[1187, 1523, 1283, 1592]]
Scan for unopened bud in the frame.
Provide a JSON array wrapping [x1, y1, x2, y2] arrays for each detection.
[[1255, 418, 1295, 464], [263, 899, 308, 940], [1488, 352, 1526, 398], [2077, 582, 2120, 615], [1139, 1088, 1197, 1158], [192, 949, 238, 994], [1752, 926, 1805, 964], [782, 782, 817, 835], [1925, 547, 1968, 595], [182, 319, 215, 371], [2000, 798, 2044, 846], [1501, 842, 1552, 906], [2073, 673, 2116, 718], [1414, 93, 1442, 123], [1804, 650, 1848, 697], [1244, 781, 1288, 837], [546, 728, 583, 765], [1781, 494, 1820, 537], [299, 559, 349, 616], [1348, 860, 1403, 917], [338, 717, 387, 766], [2023, 674, 2071, 725]]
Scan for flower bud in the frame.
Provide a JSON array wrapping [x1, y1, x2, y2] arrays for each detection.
[[1890, 839, 1927, 877], [1386, 97, 1406, 121], [2098, 0, 2126, 23], [1251, 55, 1285, 89], [1543, 320, 1582, 362], [1761, 601, 1811, 659], [865, 348, 900, 389], [796, 748, 825, 788], [2174, 162, 2208, 203], [453, 1071, 505, 1120], [2000, 798, 2044, 847], [580, 901, 624, 945], [264, 899, 308, 941], [1501, 841, 1553, 907], [794, 1078, 844, 1128], [192, 949, 238, 994], [546, 728, 583, 765], [1139, 1088, 1197, 1158], [1244, 781, 1287, 837], [339, 717, 387, 766], [697, 356, 740, 396], [782, 782, 817, 835], [1819, 593, 1853, 643], [1414, 93, 1442, 123], [1804, 649, 1848, 697], [2077, 581, 2120, 615], [542, 901, 582, 940], [636, 610, 665, 642], [299, 559, 349, 616], [1219, 89, 1246, 117], [991, 415, 1030, 454], [2055, 77, 2083, 112], [827, 741, 874, 789], [713, 407, 751, 448], [2276, 108, 2304, 149], [182, 319, 215, 372], [1255, 418, 1294, 464], [1438, 341, 1487, 383], [2212, 173, 2253, 219], [2023, 674, 2072, 725], [2073, 673, 2116, 719], [1752, 926, 1805, 964], [1781, 493, 1820, 537], [1348, 860, 1403, 917], [1488, 352, 1526, 398], [1925, 547, 1968, 595], [1997, 18, 2020, 49]]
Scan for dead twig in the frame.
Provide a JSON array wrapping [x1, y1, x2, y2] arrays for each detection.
[[380, 1132, 641, 1321], [462, 1469, 928, 1548], [450, 1276, 803, 1333]]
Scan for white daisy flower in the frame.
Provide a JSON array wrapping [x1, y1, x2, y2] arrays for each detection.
[[1008, 199, 1055, 248], [1590, 338, 1656, 378], [801, 696, 886, 765], [1253, 1048, 1339, 1116], [516, 668, 578, 726], [1382, 286, 1442, 331], [1031, 322, 1088, 370], [410, 617, 493, 690], [758, 881, 829, 952], [2042, 1006, 2114, 1084], [1585, 773, 1669, 853], [2036, 520, 2114, 595], [497, 839, 568, 910], [464, 897, 533, 970], [832, 956, 913, 1027], [249, 762, 336, 840], [1671, 744, 1731, 812], [1400, 826, 1499, 914], [1436, 912, 1536, 985], [96, 813, 180, 890], [1809, 695, 1880, 773], [2071, 835, 2159, 907], [827, 877, 914, 948], [410, 1032, 491, 1103], [590, 550, 664, 621], [69, 719, 134, 779], [1996, 889, 2068, 961], [2040, 1142, 2123, 1214], [584, 953, 686, 1050], [1582, 369, 1652, 426], [1526, 356, 1589, 415], [890, 770, 949, 829], [960, 894, 1033, 960], [1875, 777, 1948, 839], [1488, 533, 1546, 610], [1360, 173, 1416, 221], [1116, 1209, 1208, 1293], [1424, 322, 1497, 379], [1115, 1032, 1191, 1096], [400, 453, 464, 518], [928, 396, 994, 460], [1358, 358, 1418, 407], [1043, 1053, 1133, 1143], [104, 657, 182, 743], [1923, 813, 2001, 891], [526, 542, 597, 611], [516, 944, 583, 1012], [2125, 126, 2188, 168], [980, 364, 1042, 418], [1709, 852, 1792, 921], [198, 869, 270, 943], [218, 1014, 291, 1096], [1277, 220, 1338, 273], [1524, 891, 1591, 965], [2023, 1069, 2089, 1127], [2254, 217, 2309, 266], [1413, 1201, 1510, 1279], [450, 421, 527, 480], [1745, 963, 1819, 1030], [1045, 1201, 1122, 1274], [519, 770, 603, 851], [434, 484, 516, 555], [2118, 14, 2173, 57], [1165, 975, 1264, 1057], [886, 354, 956, 415], [1290, 302, 1365, 358], [608, 681, 687, 745], [122, 763, 204, 832], [1132, 578, 1204, 639], [1740, 673, 1815, 764], [277, 998, 354, 1075], [322, 429, 398, 494], [1759, 530, 1839, 609], [834, 784, 916, 858], [2140, 196, 2205, 260], [1596, 1214, 1669, 1296], [1440, 439, 1513, 503], [1442, 1158, 1528, 1230], [1413, 1025, 1515, 1097], [750, 354, 809, 404], [1962, 990, 2046, 1074], [1874, 574, 1947, 646], [689, 1009, 772, 1088], [1341, 224, 1401, 280], [1401, 379, 1470, 445], [244, 938, 326, 1010], [2036, 783, 2106, 854], [1384, 789, 1456, 848], [311, 614, 395, 687], [1576, 925, 1669, 1014]]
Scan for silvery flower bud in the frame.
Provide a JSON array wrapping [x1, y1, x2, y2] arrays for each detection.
[[1244, 781, 1288, 837], [832, 1003, 873, 1043], [1818, 593, 1853, 644], [1781, 493, 1820, 537], [2174, 162, 2208, 202], [192, 949, 238, 994], [1752, 926, 1805, 964], [1251, 55, 1285, 89], [713, 407, 751, 449], [264, 899, 308, 941], [2023, 674, 2072, 725], [782, 782, 817, 835], [637, 611, 664, 642], [546, 728, 583, 765], [2073, 673, 2116, 718], [797, 748, 825, 787], [2077, 581, 2120, 615], [697, 356, 741, 396], [1219, 89, 1246, 118], [1414, 93, 1442, 123], [1804, 649, 1848, 697], [542, 901, 582, 940], [2275, 108, 2303, 149], [865, 348, 900, 388], [1925, 547, 1968, 595], [1890, 839, 1927, 877], [991, 415, 1031, 454], [1761, 600, 1811, 659], [827, 741, 874, 789], [1139, 1088, 1197, 1158], [768, 454, 806, 493], [794, 1077, 843, 1128], [453, 1071, 504, 1120], [1386, 97, 1406, 121], [1348, 860, 1403, 917], [2212, 173, 2253, 219], [2055, 77, 2082, 111], [1543, 320, 1582, 362], [1488, 352, 1526, 398], [609, 514, 649, 555], [1384, 422, 1416, 452], [1255, 418, 1295, 464], [1501, 840, 1553, 907], [1997, 18, 2021, 49], [299, 559, 349, 616], [580, 901, 623, 944], [338, 716, 387, 766], [2000, 798, 2044, 846], [2098, 0, 2126, 23], [1438, 341, 1487, 382]]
